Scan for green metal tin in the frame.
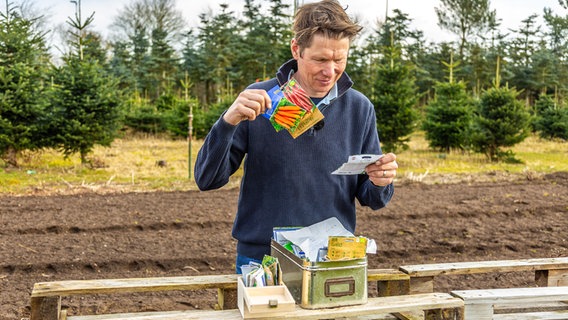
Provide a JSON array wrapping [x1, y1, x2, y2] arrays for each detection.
[[270, 240, 368, 309]]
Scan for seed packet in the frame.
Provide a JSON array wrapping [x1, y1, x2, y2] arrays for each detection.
[[327, 236, 368, 261], [263, 79, 324, 138]]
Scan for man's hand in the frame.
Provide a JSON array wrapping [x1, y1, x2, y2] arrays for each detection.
[[365, 153, 398, 187], [223, 89, 272, 126]]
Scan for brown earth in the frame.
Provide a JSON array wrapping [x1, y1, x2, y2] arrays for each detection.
[[1, 172, 568, 319]]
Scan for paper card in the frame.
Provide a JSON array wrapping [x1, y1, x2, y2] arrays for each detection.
[[332, 154, 384, 175]]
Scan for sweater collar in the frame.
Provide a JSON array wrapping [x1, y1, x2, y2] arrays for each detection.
[[275, 59, 353, 105]]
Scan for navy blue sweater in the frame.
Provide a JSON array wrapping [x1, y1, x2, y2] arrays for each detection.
[[194, 60, 394, 259]]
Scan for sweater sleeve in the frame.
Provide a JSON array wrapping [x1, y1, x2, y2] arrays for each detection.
[[194, 114, 247, 191]]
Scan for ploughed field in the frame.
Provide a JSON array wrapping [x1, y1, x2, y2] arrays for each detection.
[[1, 172, 567, 319]]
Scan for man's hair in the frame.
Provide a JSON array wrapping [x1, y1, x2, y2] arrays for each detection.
[[293, 0, 363, 51]]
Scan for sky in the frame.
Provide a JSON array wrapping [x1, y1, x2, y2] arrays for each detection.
[[31, 0, 567, 43]]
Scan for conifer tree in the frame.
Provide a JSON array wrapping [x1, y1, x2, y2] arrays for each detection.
[[47, 1, 123, 164], [373, 45, 419, 152], [423, 53, 473, 152], [533, 94, 568, 140], [472, 85, 531, 161], [0, 3, 51, 166], [470, 58, 531, 162]]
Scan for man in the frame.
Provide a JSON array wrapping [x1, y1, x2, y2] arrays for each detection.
[[194, 0, 398, 273]]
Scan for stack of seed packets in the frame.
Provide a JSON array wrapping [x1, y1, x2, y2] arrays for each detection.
[[241, 255, 281, 287], [263, 79, 324, 139]]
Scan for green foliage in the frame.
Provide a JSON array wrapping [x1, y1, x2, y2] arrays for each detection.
[[423, 81, 474, 152], [192, 97, 233, 139], [373, 47, 419, 153], [48, 58, 124, 163], [533, 95, 568, 140], [0, 4, 51, 166], [4, 0, 568, 169], [109, 0, 185, 102], [471, 87, 532, 161], [164, 98, 197, 138], [123, 100, 168, 134], [435, 0, 496, 57]]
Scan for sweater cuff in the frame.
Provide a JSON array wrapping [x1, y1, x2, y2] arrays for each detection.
[[215, 111, 239, 136]]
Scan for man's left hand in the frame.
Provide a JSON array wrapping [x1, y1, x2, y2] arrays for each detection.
[[365, 153, 398, 187]]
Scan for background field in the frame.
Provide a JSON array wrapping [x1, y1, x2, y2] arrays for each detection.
[[1, 133, 567, 319], [1, 132, 567, 195]]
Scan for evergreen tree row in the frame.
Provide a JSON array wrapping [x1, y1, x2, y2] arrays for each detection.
[[1, 0, 567, 167]]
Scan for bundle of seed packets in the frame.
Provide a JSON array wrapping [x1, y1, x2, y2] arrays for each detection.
[[263, 79, 324, 139], [241, 255, 281, 287]]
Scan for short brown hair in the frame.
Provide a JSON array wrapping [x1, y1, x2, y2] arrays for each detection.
[[293, 0, 362, 50]]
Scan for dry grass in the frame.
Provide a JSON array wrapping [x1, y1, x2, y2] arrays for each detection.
[[400, 132, 568, 184], [0, 132, 566, 195]]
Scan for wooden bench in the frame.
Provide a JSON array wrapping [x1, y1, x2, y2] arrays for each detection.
[[399, 257, 568, 294], [451, 286, 568, 320], [63, 293, 464, 320], [30, 269, 410, 320]]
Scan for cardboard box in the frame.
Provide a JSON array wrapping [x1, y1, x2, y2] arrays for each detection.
[[237, 276, 295, 318], [271, 240, 368, 309]]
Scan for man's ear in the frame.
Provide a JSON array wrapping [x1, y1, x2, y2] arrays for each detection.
[[291, 38, 300, 60]]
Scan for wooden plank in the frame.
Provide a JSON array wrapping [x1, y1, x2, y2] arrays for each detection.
[[30, 296, 61, 320], [392, 311, 422, 319], [369, 269, 410, 296], [217, 287, 237, 310], [30, 270, 410, 318], [368, 269, 410, 282], [67, 309, 244, 320], [494, 310, 568, 320], [451, 286, 568, 304], [452, 286, 568, 320], [31, 275, 240, 298], [378, 279, 410, 297], [33, 269, 404, 298], [536, 269, 568, 287], [408, 276, 434, 294], [66, 293, 464, 320], [459, 303, 493, 320], [424, 307, 464, 320], [494, 301, 568, 312], [399, 257, 568, 277]]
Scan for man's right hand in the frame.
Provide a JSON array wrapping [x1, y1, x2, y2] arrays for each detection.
[[223, 89, 272, 126]]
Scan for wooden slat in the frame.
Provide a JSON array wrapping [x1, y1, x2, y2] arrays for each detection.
[[536, 269, 568, 287], [69, 312, 400, 320], [400, 257, 568, 277], [494, 310, 568, 320], [452, 287, 568, 320], [30, 296, 61, 320], [408, 276, 434, 294], [66, 293, 464, 320], [451, 286, 568, 304], [368, 269, 410, 282], [31, 275, 240, 298], [67, 309, 244, 320], [32, 269, 406, 298]]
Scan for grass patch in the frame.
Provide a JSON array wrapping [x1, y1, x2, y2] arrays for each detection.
[[0, 132, 566, 195]]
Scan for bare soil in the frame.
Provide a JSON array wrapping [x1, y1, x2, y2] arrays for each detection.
[[1, 172, 567, 319]]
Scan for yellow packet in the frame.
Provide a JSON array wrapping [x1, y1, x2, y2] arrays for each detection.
[[327, 236, 367, 261]]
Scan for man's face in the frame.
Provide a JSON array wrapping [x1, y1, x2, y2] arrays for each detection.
[[291, 34, 350, 98]]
